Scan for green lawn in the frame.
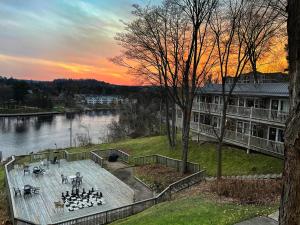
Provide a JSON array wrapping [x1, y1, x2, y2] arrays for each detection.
[[111, 196, 276, 225], [67, 135, 283, 176]]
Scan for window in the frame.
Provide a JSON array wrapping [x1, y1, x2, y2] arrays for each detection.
[[237, 121, 243, 133], [269, 127, 277, 141], [229, 97, 238, 106], [271, 100, 279, 111], [238, 98, 245, 107], [278, 129, 284, 142], [246, 99, 254, 107], [212, 116, 219, 127], [214, 96, 220, 104], [193, 113, 199, 123], [252, 124, 264, 138]]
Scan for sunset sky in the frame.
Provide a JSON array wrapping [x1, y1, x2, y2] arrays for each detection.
[[0, 0, 287, 85]]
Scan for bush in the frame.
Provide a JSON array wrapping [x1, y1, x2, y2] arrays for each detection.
[[210, 179, 282, 205]]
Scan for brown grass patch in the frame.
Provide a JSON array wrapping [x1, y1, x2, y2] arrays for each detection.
[[135, 164, 190, 192], [209, 179, 282, 205]]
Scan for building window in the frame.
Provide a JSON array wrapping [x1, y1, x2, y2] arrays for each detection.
[[214, 96, 219, 104], [229, 97, 238, 106], [252, 124, 264, 138], [269, 127, 277, 141], [271, 99, 279, 111], [238, 98, 245, 107], [193, 113, 199, 123], [278, 129, 284, 142], [246, 99, 254, 107], [212, 116, 219, 127], [237, 121, 243, 133]]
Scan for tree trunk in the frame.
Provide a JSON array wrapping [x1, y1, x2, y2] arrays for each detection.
[[171, 100, 176, 147], [181, 107, 191, 174], [279, 0, 300, 224], [216, 104, 227, 179], [165, 95, 174, 149]]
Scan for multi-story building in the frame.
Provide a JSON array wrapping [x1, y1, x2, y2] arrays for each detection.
[[176, 82, 289, 158], [85, 95, 122, 105]]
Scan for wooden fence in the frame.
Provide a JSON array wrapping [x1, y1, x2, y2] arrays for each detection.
[[4, 156, 38, 225], [133, 154, 200, 173], [50, 170, 205, 225], [64, 151, 90, 161], [91, 149, 130, 163], [90, 151, 104, 167]]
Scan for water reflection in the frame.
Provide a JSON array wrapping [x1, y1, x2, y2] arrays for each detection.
[[0, 110, 118, 159]]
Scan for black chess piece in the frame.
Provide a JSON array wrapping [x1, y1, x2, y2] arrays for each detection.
[[100, 192, 103, 198], [66, 191, 69, 197], [82, 188, 86, 194], [76, 188, 79, 196], [91, 187, 94, 192]]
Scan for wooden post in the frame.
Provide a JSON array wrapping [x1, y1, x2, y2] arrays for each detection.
[[247, 107, 253, 154]]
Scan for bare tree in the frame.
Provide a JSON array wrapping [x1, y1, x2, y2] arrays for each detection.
[[113, 4, 177, 149], [115, 0, 217, 173], [208, 0, 286, 179], [279, 0, 300, 224], [240, 0, 285, 79]]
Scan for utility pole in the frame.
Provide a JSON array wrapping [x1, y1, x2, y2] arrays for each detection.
[[69, 119, 72, 147]]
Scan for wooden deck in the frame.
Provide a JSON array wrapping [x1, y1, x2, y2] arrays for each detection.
[[7, 159, 134, 225]]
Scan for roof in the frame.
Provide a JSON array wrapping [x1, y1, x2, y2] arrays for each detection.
[[199, 83, 289, 97]]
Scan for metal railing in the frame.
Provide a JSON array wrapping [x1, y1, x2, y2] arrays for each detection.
[[133, 154, 200, 173]]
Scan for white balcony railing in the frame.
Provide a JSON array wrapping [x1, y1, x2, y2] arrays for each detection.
[[195, 123, 284, 156], [193, 102, 288, 124]]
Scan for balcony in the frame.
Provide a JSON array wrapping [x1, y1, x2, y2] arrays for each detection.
[[194, 123, 284, 156], [192, 102, 288, 125]]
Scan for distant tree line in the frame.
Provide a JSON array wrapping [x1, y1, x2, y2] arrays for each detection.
[[0, 77, 159, 110]]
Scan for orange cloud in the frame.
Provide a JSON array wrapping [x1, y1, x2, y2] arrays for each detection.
[[0, 53, 135, 85]]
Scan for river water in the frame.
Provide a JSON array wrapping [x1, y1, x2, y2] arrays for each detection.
[[0, 110, 118, 159]]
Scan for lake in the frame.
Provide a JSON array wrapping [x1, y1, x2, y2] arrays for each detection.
[[0, 110, 118, 159]]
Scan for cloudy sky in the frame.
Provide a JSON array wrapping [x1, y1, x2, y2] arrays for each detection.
[[0, 0, 161, 85], [0, 0, 286, 85]]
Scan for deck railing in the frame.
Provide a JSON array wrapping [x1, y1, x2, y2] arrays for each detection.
[[5, 156, 39, 225], [64, 151, 90, 161], [90, 151, 104, 167], [92, 149, 131, 163], [133, 154, 200, 173], [49, 170, 205, 225], [192, 102, 288, 124]]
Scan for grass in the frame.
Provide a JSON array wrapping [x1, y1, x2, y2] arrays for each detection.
[[67, 135, 283, 176], [111, 196, 276, 225]]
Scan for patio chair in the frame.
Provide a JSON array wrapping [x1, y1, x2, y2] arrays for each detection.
[[77, 176, 83, 185], [61, 174, 68, 184], [31, 187, 40, 194], [23, 185, 32, 197], [23, 165, 30, 175], [13, 187, 21, 196]]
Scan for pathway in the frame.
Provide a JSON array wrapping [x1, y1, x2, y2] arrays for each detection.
[[104, 161, 154, 201], [235, 217, 278, 225]]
